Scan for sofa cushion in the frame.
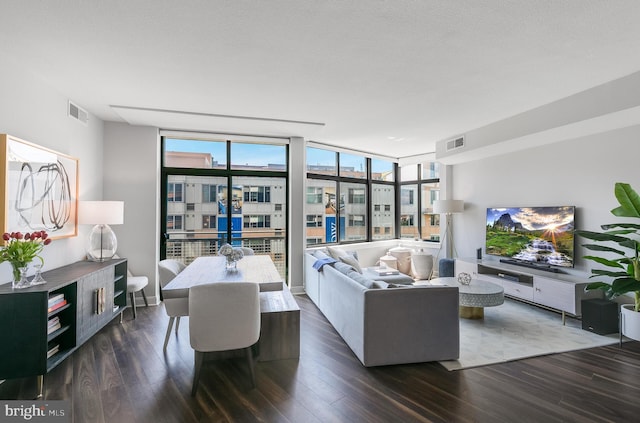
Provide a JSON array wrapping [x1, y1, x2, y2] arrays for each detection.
[[328, 246, 363, 273], [372, 281, 389, 289], [347, 270, 377, 289]]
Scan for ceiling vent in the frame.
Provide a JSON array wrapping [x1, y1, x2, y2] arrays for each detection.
[[445, 136, 465, 151], [68, 101, 88, 125]]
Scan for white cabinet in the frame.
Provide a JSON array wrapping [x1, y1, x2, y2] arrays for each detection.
[[456, 258, 602, 319], [534, 276, 576, 315], [503, 281, 534, 302]]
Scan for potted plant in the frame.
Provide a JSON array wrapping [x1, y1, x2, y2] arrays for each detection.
[[576, 182, 640, 341]]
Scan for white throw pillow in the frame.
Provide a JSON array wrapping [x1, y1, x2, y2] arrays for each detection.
[[327, 246, 363, 273]]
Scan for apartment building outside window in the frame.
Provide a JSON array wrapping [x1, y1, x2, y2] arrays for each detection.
[[306, 214, 323, 227], [161, 136, 288, 278], [167, 215, 183, 230], [202, 184, 216, 202], [168, 183, 183, 202]]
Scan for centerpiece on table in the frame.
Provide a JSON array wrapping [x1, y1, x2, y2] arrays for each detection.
[[0, 231, 52, 289], [218, 243, 244, 270]]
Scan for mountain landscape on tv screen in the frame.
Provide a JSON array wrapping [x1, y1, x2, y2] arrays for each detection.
[[485, 206, 575, 267]]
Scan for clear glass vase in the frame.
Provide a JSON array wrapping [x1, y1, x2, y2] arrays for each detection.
[[225, 257, 238, 270], [30, 263, 46, 285], [12, 265, 30, 289]]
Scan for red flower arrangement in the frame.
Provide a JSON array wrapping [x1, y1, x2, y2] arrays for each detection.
[[1, 231, 52, 282]]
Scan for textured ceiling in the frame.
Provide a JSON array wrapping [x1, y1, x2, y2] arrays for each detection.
[[2, 1, 640, 158]]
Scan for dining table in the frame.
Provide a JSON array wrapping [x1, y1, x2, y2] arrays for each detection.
[[163, 255, 284, 301], [162, 255, 299, 361]]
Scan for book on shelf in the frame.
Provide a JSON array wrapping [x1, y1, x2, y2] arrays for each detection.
[[47, 344, 60, 359], [47, 316, 60, 327], [48, 293, 65, 307], [48, 299, 68, 313], [47, 321, 61, 334]]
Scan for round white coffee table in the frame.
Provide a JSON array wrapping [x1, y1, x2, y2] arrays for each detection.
[[422, 277, 504, 319]]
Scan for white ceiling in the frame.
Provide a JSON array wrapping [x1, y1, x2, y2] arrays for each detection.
[[3, 1, 640, 159]]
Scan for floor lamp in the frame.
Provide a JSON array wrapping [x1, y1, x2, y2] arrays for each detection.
[[433, 199, 464, 265]]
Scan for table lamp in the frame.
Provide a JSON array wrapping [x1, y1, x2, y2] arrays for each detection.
[[78, 201, 124, 262]]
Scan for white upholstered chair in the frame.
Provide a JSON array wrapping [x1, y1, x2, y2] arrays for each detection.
[[113, 255, 149, 319], [158, 259, 187, 350], [127, 271, 149, 319], [189, 282, 260, 396]]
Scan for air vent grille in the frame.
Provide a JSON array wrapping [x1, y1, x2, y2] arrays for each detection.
[[68, 101, 88, 125], [446, 136, 465, 151]]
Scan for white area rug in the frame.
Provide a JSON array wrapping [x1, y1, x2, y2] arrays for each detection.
[[439, 298, 619, 371]]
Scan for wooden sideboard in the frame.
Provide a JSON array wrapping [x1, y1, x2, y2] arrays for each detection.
[[0, 259, 127, 398]]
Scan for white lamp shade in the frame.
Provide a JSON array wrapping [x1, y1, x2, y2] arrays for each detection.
[[79, 201, 124, 225], [433, 199, 464, 214]]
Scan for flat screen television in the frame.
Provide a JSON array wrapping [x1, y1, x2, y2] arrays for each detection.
[[485, 206, 575, 270]]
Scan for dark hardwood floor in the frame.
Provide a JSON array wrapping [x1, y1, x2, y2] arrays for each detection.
[[2, 294, 639, 422]]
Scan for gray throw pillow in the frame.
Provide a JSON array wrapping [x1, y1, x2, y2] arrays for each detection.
[[334, 261, 356, 275], [348, 270, 376, 289], [312, 249, 332, 261]]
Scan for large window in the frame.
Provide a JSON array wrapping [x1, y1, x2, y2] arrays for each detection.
[[399, 162, 441, 241], [162, 136, 288, 278], [306, 147, 396, 245], [372, 183, 395, 240], [304, 179, 337, 245]]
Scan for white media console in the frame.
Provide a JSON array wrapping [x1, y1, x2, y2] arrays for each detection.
[[455, 258, 602, 324]]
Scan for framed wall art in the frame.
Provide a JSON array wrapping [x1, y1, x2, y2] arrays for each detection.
[[0, 134, 79, 240]]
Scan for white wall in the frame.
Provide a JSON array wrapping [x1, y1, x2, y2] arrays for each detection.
[[0, 58, 104, 283], [103, 123, 159, 302], [451, 125, 640, 277]]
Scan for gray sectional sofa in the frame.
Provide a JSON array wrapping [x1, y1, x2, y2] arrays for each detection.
[[304, 245, 460, 367]]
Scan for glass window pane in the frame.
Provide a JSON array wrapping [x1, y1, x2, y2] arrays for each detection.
[[371, 158, 394, 182], [400, 184, 419, 239], [233, 176, 287, 275], [164, 138, 226, 169], [340, 153, 366, 179], [421, 161, 440, 180], [306, 147, 337, 176], [421, 182, 440, 241], [371, 183, 395, 240], [305, 179, 338, 245], [231, 142, 287, 171], [400, 164, 418, 182], [341, 182, 367, 242], [165, 175, 227, 260]]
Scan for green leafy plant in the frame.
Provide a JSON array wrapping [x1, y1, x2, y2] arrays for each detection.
[[0, 231, 52, 281], [576, 182, 640, 312]]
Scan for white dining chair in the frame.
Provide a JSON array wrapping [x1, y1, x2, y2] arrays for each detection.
[[113, 254, 149, 319], [189, 282, 260, 396], [158, 259, 187, 350]]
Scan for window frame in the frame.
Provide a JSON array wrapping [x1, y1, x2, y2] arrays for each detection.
[[306, 146, 398, 246]]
